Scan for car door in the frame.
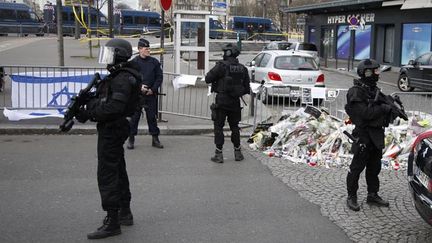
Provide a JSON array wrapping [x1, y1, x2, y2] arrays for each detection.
[[254, 53, 272, 83], [410, 53, 431, 88], [247, 53, 264, 82], [422, 53, 432, 91]]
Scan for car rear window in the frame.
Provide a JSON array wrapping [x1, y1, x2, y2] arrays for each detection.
[[298, 43, 317, 51], [278, 43, 292, 50], [274, 56, 318, 70]]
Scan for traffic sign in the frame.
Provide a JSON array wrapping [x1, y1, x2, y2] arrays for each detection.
[[160, 0, 172, 11], [211, 10, 226, 16], [212, 2, 227, 8]]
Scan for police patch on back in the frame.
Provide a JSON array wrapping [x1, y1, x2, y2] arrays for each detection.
[[229, 64, 244, 73]]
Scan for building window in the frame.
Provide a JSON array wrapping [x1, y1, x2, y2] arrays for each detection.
[[321, 27, 335, 59], [401, 23, 432, 65], [336, 25, 371, 60], [308, 26, 316, 45]]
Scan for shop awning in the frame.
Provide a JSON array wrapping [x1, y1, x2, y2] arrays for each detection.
[[282, 0, 384, 14], [382, 0, 404, 7], [401, 0, 432, 9]]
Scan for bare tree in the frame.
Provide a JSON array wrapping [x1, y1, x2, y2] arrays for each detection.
[[115, 2, 133, 9]]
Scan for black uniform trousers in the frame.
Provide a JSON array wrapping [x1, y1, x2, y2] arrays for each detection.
[[213, 107, 241, 149], [129, 95, 160, 136], [346, 141, 382, 197], [97, 118, 131, 211]]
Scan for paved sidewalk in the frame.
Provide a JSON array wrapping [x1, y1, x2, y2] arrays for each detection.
[[0, 113, 217, 135], [320, 58, 401, 88], [245, 145, 432, 242]]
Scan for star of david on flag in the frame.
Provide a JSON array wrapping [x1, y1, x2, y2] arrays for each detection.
[[3, 71, 102, 121]]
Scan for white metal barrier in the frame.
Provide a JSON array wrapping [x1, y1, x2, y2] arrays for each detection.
[[2, 65, 429, 128]]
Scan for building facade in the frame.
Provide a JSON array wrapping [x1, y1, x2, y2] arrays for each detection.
[[284, 0, 432, 67]]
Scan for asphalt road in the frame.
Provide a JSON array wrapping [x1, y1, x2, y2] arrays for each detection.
[[0, 135, 352, 243]]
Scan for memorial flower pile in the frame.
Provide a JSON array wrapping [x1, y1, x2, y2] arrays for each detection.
[[248, 106, 432, 170]]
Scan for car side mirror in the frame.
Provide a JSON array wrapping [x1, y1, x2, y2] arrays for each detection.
[[408, 60, 417, 66]]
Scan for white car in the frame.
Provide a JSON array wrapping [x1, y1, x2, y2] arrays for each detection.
[[246, 50, 325, 104]]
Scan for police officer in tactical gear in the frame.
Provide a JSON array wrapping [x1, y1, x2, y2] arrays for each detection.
[[76, 38, 141, 239], [205, 43, 250, 163], [127, 38, 164, 149], [345, 59, 393, 211]]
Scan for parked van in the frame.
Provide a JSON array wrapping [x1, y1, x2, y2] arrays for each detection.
[[43, 4, 108, 36], [228, 16, 283, 41], [114, 9, 161, 36], [181, 17, 224, 39], [0, 2, 44, 36]]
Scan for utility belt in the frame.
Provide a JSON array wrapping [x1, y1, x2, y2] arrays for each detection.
[[97, 117, 128, 129]]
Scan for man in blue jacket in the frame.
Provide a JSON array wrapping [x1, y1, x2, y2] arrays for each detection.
[[127, 38, 164, 149]]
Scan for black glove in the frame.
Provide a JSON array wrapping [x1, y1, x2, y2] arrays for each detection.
[[390, 107, 401, 122], [86, 98, 98, 111], [75, 108, 89, 123]]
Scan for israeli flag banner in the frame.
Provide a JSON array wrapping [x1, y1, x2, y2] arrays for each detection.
[[3, 71, 104, 121]]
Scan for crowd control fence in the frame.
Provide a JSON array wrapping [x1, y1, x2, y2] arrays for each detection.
[[0, 65, 430, 130]]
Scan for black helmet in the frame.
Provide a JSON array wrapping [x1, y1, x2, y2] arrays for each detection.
[[104, 38, 132, 64], [357, 59, 380, 84], [222, 43, 240, 58]]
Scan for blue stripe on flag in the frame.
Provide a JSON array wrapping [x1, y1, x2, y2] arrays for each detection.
[[10, 75, 95, 84], [29, 112, 52, 116]]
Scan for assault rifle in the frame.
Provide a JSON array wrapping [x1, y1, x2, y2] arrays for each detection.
[[59, 73, 102, 132], [373, 90, 408, 121], [343, 130, 359, 144], [343, 130, 366, 152], [139, 85, 166, 109]]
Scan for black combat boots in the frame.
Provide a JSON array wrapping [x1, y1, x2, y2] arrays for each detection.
[[127, 136, 135, 150], [211, 149, 224, 163], [347, 195, 360, 211], [234, 147, 244, 161], [152, 135, 164, 148], [366, 193, 390, 207], [119, 207, 134, 226], [87, 210, 121, 239]]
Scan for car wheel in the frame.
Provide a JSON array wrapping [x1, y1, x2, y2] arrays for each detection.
[[398, 73, 414, 92]]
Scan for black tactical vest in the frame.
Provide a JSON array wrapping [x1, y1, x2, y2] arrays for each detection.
[[216, 61, 245, 97], [97, 66, 141, 117]]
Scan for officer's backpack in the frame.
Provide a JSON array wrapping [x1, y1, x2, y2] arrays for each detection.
[[217, 61, 245, 98]]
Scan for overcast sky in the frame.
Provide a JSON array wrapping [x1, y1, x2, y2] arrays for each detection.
[[100, 0, 139, 15]]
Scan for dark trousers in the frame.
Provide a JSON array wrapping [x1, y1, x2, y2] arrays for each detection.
[[346, 142, 383, 197], [129, 95, 160, 136], [213, 108, 241, 149], [97, 119, 131, 211]]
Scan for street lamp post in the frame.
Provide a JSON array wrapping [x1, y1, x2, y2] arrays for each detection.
[[108, 0, 113, 38], [279, 0, 287, 35], [56, 0, 64, 66]]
